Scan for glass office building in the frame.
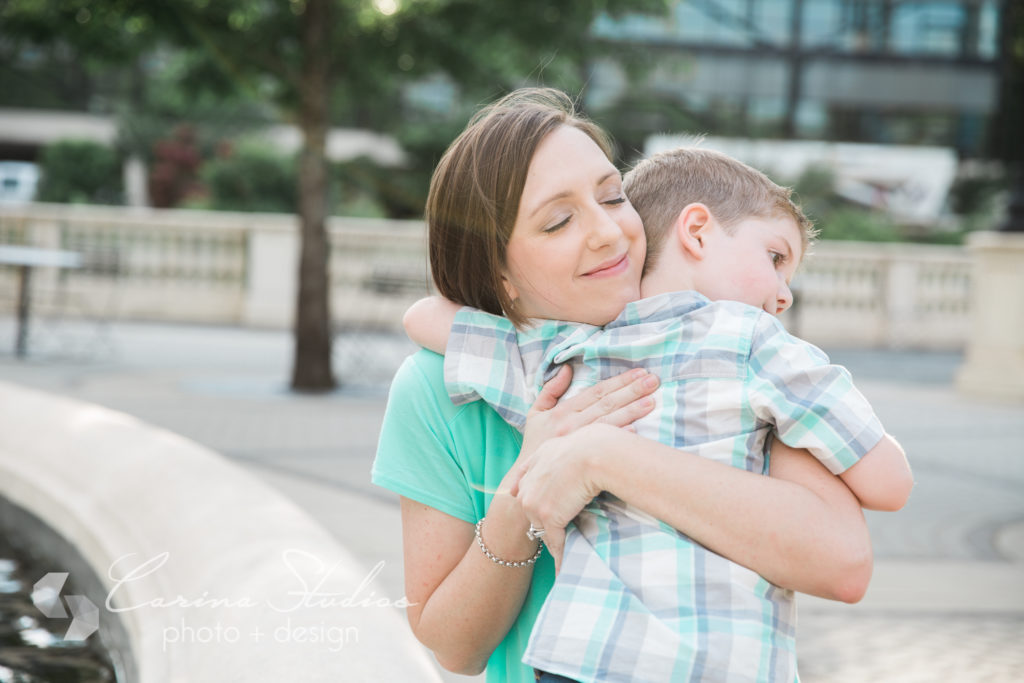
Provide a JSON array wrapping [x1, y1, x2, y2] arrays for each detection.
[[588, 0, 1003, 155]]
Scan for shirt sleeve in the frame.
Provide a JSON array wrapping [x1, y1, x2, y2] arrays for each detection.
[[444, 307, 534, 432], [372, 351, 477, 523], [745, 313, 885, 475]]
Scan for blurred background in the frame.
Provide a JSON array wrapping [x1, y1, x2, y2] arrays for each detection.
[[1, 3, 1023, 682], [0, 0, 1021, 390], [0, 0, 1015, 225]]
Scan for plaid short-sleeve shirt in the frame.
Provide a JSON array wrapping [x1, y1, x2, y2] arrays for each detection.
[[445, 291, 885, 683]]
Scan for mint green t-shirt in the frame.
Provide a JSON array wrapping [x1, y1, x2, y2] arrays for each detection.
[[372, 349, 555, 683]]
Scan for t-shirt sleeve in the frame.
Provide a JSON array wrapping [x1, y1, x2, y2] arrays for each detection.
[[745, 313, 885, 475], [444, 307, 533, 432], [372, 351, 476, 523]]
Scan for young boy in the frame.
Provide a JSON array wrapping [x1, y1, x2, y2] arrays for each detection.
[[404, 147, 912, 682]]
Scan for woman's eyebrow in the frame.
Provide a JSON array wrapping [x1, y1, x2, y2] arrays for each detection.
[[528, 190, 571, 218], [527, 171, 619, 219]]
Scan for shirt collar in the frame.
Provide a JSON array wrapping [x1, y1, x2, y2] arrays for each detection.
[[607, 290, 710, 329]]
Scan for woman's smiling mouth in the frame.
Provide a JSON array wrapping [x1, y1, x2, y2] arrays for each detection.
[[582, 253, 629, 278]]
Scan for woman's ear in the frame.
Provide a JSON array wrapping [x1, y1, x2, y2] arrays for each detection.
[[501, 273, 519, 302], [675, 203, 712, 260]]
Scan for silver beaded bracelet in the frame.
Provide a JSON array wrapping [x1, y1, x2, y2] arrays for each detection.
[[475, 518, 543, 568]]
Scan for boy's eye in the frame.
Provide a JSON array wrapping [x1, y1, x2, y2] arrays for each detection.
[[770, 251, 786, 266]]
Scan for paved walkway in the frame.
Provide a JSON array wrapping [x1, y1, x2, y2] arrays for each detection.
[[1, 318, 1022, 682]]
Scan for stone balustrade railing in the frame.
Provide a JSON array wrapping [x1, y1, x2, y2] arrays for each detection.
[[1, 202, 971, 351], [780, 240, 972, 350]]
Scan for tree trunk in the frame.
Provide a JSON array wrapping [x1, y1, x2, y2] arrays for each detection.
[[782, 0, 804, 139], [996, 0, 1024, 232], [291, 0, 336, 391]]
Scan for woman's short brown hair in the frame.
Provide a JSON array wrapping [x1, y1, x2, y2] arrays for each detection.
[[426, 88, 613, 328]]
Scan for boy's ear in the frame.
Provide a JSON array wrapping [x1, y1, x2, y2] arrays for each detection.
[[675, 203, 712, 260]]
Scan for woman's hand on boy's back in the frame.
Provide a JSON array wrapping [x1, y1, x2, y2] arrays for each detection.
[[512, 423, 629, 572], [521, 366, 658, 447], [510, 366, 658, 487], [506, 366, 659, 571]]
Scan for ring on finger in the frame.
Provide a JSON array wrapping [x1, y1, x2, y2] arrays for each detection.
[[526, 524, 546, 541]]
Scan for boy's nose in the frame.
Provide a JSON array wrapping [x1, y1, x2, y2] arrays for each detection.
[[775, 282, 793, 315]]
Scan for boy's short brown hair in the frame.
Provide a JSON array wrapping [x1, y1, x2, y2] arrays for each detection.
[[623, 146, 816, 274]]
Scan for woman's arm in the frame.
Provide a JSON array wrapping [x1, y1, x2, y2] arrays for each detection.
[[760, 440, 873, 602], [398, 367, 659, 674], [515, 425, 873, 602], [401, 490, 539, 674]]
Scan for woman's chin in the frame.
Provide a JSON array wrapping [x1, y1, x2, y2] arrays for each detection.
[[583, 302, 631, 326]]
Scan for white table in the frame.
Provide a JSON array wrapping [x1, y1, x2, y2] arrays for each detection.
[[0, 245, 83, 357]]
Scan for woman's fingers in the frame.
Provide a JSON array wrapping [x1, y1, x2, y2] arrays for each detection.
[[520, 367, 657, 468], [586, 390, 657, 429], [557, 367, 647, 410], [529, 365, 573, 416], [572, 369, 659, 428], [515, 431, 604, 577], [506, 459, 529, 497], [542, 528, 566, 575], [518, 371, 654, 575]]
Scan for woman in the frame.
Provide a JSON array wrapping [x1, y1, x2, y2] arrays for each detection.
[[372, 88, 871, 681]]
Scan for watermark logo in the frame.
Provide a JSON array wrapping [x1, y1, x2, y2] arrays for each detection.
[[31, 572, 99, 641]]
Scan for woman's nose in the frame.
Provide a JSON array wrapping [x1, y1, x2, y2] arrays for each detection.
[[585, 211, 623, 249]]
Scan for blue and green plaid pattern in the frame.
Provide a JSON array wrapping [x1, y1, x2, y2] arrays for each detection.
[[445, 291, 884, 683]]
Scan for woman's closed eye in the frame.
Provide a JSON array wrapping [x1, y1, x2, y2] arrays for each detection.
[[543, 194, 625, 233], [543, 214, 572, 233]]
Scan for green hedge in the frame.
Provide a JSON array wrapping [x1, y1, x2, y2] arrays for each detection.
[[200, 141, 297, 213], [36, 139, 123, 204]]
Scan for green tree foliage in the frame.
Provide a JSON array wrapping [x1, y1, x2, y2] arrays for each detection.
[[36, 140, 123, 204], [815, 207, 903, 243], [3, 0, 670, 390], [791, 165, 840, 225]]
